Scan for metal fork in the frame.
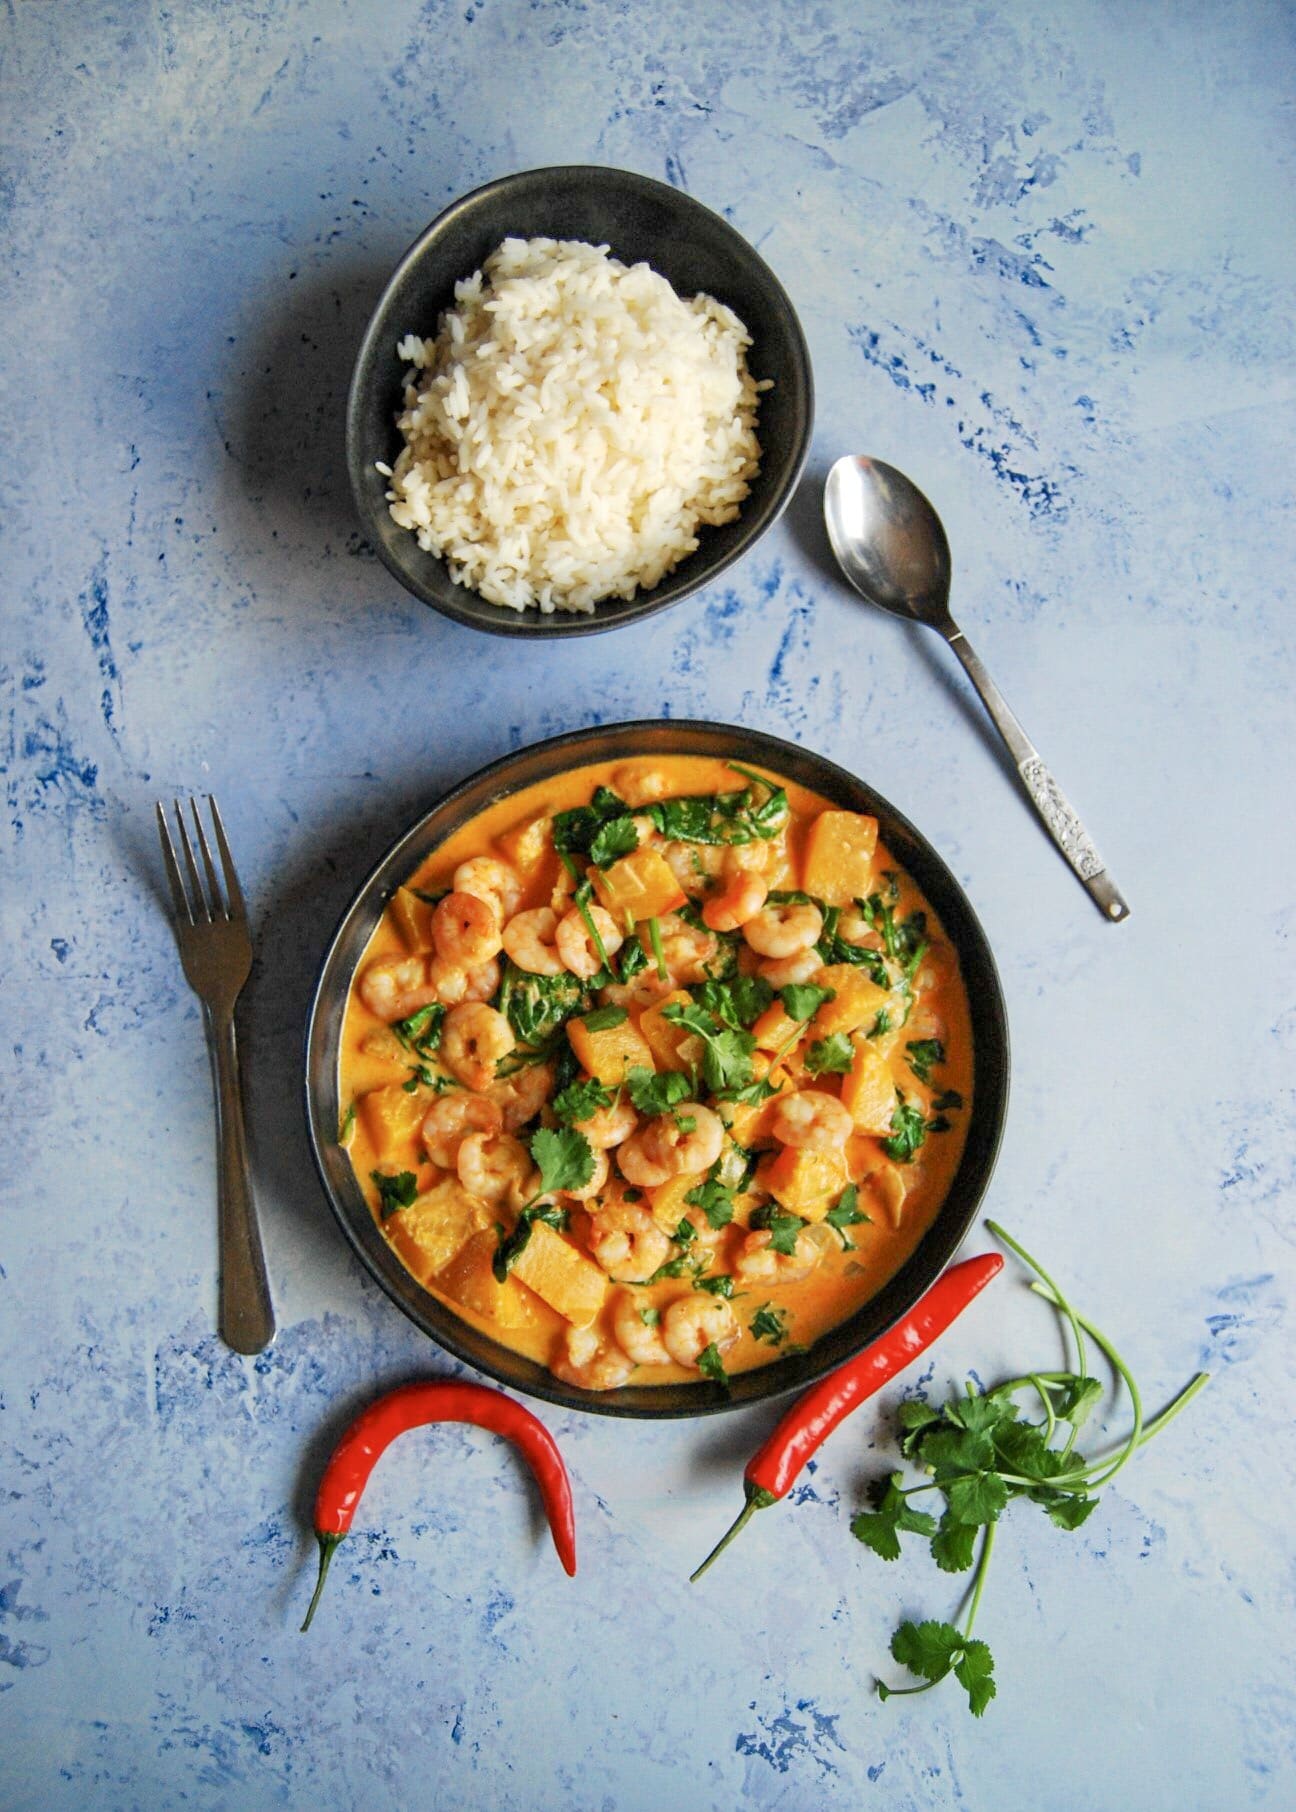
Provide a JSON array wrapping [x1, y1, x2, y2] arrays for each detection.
[[157, 797, 275, 1355]]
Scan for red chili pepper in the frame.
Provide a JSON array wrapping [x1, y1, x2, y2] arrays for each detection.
[[301, 1380, 576, 1631], [690, 1251, 1004, 1581]]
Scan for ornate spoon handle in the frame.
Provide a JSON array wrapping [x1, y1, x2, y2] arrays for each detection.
[[945, 626, 1130, 922]]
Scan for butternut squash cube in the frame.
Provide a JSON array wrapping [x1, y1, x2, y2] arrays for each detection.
[[384, 1178, 490, 1285], [758, 1145, 849, 1222], [647, 1169, 711, 1237], [510, 1219, 608, 1326], [638, 989, 702, 1072], [436, 1230, 541, 1330], [810, 964, 890, 1038], [591, 846, 687, 924], [496, 810, 554, 879], [802, 810, 879, 906], [841, 1041, 897, 1135], [361, 1082, 428, 1160], [751, 1002, 803, 1052], [567, 1012, 656, 1085], [389, 886, 436, 952]]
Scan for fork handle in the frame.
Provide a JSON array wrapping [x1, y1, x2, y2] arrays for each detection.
[[209, 1008, 275, 1353]]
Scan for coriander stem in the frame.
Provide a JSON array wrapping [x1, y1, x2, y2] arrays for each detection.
[[1027, 1372, 1058, 1443], [1028, 1283, 1143, 1488], [963, 1521, 997, 1639], [986, 1220, 1089, 1384]]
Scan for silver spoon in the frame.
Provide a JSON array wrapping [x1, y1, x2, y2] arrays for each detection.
[[824, 454, 1129, 923]]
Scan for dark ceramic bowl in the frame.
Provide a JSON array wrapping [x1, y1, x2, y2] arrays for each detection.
[[345, 166, 814, 638], [304, 722, 1010, 1418]]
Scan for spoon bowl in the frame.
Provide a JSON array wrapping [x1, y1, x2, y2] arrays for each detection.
[[825, 455, 953, 626], [824, 454, 1130, 923]]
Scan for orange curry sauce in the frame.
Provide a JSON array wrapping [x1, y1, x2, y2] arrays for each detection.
[[338, 756, 972, 1389]]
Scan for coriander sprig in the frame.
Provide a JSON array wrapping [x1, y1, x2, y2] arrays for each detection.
[[853, 1220, 1209, 1716]]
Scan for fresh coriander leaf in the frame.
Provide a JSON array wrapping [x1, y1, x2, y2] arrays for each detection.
[[1053, 1375, 1104, 1427], [850, 1475, 938, 1561], [552, 1076, 614, 1126], [944, 1469, 1010, 1528], [1046, 1494, 1100, 1531], [882, 1100, 929, 1163], [806, 1033, 855, 1076], [749, 1203, 806, 1256], [868, 1008, 892, 1039], [905, 1037, 945, 1084], [779, 981, 834, 1022], [683, 1176, 735, 1229], [889, 1617, 963, 1683], [917, 1424, 998, 1480], [371, 1169, 418, 1221], [492, 1200, 572, 1281], [625, 1065, 691, 1117], [498, 960, 589, 1046], [393, 1001, 445, 1055], [674, 1217, 698, 1247], [697, 1342, 730, 1387], [530, 1126, 595, 1196], [825, 1182, 870, 1245], [696, 974, 774, 1029], [695, 1274, 735, 1298], [580, 1004, 628, 1033], [639, 1305, 660, 1326], [750, 1302, 788, 1346], [897, 1398, 942, 1457], [662, 1000, 758, 1095], [617, 935, 649, 984], [589, 814, 641, 868], [930, 1514, 979, 1573], [932, 1088, 963, 1112], [953, 1639, 997, 1717], [552, 785, 631, 858]]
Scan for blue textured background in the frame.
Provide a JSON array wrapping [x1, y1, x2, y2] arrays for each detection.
[[3, 2, 1294, 1806]]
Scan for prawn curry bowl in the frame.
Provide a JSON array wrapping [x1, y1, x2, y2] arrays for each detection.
[[306, 724, 1008, 1417]]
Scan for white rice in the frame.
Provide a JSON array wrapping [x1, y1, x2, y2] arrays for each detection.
[[383, 236, 767, 614]]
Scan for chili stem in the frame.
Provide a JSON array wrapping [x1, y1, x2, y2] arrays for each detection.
[[300, 1532, 343, 1634], [690, 1485, 775, 1583]]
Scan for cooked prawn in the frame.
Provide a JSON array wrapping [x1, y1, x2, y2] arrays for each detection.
[[453, 855, 523, 924], [439, 1002, 515, 1091], [743, 900, 824, 959], [612, 764, 671, 807], [702, 871, 768, 932], [660, 1294, 739, 1368], [598, 970, 673, 1013], [421, 1092, 503, 1168], [556, 904, 624, 980], [636, 1103, 725, 1178], [489, 1060, 554, 1132], [836, 903, 881, 948], [609, 1287, 672, 1366], [550, 1325, 636, 1391], [433, 890, 503, 966], [733, 1226, 823, 1284], [358, 954, 439, 1022], [585, 1201, 673, 1282], [617, 1129, 677, 1189], [757, 949, 823, 989], [502, 907, 564, 977], [656, 912, 720, 984], [429, 955, 500, 1005], [456, 1131, 535, 1209], [769, 1090, 854, 1152], [573, 1093, 639, 1150], [660, 840, 724, 899]]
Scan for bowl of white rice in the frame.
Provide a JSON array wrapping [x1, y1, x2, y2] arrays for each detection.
[[347, 166, 813, 636]]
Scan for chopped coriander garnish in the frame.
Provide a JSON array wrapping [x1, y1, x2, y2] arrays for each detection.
[[779, 981, 834, 1023], [580, 1004, 628, 1033], [905, 1038, 945, 1084], [695, 1274, 736, 1298], [625, 1065, 691, 1118], [750, 1302, 789, 1346], [337, 1100, 357, 1145], [371, 1169, 418, 1221], [552, 1076, 615, 1125], [825, 1182, 871, 1246], [806, 1032, 855, 1076], [882, 1100, 930, 1163], [749, 1202, 807, 1256], [393, 1001, 445, 1056], [697, 1342, 731, 1388], [683, 1176, 736, 1230]]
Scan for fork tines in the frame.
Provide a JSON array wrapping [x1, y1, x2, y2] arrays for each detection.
[[156, 796, 246, 926]]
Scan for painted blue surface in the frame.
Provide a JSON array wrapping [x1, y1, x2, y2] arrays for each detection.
[[3, 2, 1294, 1806]]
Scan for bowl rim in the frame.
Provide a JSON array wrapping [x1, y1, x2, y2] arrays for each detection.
[[344, 163, 815, 639], [303, 720, 1010, 1418]]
